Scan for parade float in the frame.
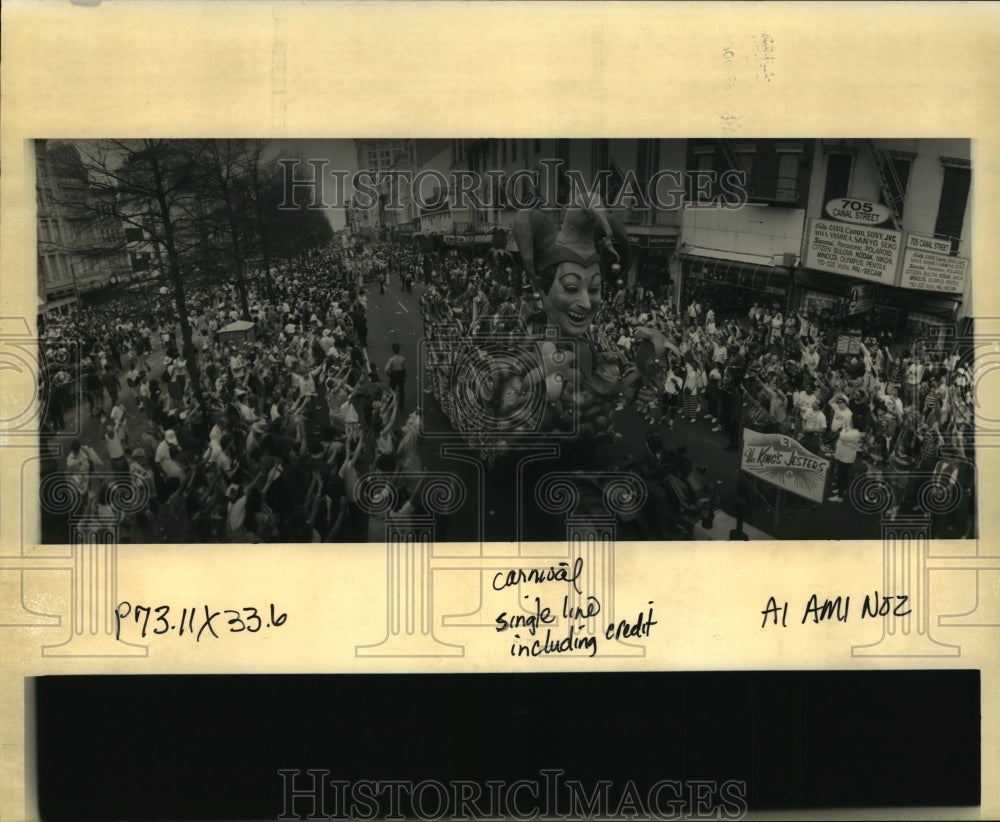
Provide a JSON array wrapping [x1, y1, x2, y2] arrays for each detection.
[[421, 194, 634, 466]]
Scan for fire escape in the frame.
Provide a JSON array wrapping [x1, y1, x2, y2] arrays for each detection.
[[865, 139, 906, 231]]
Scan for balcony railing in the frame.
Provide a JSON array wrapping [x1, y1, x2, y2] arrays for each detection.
[[686, 173, 802, 206], [743, 174, 801, 204]]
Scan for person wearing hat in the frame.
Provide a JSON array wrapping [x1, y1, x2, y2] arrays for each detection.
[[318, 328, 336, 354], [829, 393, 852, 431]]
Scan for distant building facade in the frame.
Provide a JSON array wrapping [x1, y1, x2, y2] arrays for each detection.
[[36, 140, 130, 316]]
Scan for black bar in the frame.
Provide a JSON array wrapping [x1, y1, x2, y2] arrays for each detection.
[[33, 670, 979, 820]]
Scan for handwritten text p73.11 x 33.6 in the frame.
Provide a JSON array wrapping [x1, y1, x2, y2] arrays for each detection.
[[115, 602, 287, 642]]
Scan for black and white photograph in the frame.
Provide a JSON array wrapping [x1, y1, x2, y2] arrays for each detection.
[[36, 137, 975, 543], [5, 3, 1000, 822]]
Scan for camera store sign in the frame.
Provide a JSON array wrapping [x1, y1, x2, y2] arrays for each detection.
[[804, 220, 902, 284], [899, 235, 969, 293]]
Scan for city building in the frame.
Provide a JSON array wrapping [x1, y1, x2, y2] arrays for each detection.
[[35, 140, 131, 317], [673, 138, 973, 345], [421, 139, 685, 284], [676, 138, 816, 319], [351, 139, 416, 237], [795, 138, 972, 343]]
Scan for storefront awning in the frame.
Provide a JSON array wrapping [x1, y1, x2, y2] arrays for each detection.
[[678, 253, 790, 296], [878, 283, 961, 318], [40, 295, 78, 312], [795, 267, 961, 319]]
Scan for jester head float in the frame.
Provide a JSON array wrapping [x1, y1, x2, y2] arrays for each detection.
[[513, 189, 630, 338], [431, 188, 647, 463], [477, 192, 634, 442]]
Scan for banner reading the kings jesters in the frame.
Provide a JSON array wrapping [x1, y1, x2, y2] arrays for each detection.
[[741, 429, 831, 503]]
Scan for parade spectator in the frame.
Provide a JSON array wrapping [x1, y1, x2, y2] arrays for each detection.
[[385, 343, 408, 411], [38, 234, 976, 542], [829, 418, 862, 503]]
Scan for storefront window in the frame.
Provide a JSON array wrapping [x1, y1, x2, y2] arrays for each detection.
[[680, 258, 788, 320], [823, 153, 854, 204]]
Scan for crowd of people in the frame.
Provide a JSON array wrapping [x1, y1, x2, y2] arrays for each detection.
[[39, 231, 976, 542], [40, 241, 433, 543], [416, 253, 976, 533]]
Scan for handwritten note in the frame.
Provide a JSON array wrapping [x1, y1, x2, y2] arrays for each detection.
[[493, 559, 657, 657], [761, 592, 911, 628]]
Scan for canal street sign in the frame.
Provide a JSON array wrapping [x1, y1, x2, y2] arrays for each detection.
[[824, 197, 893, 227]]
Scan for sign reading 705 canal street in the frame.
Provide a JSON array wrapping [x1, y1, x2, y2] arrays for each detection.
[[899, 234, 969, 293], [742, 430, 830, 503], [804, 219, 902, 285]]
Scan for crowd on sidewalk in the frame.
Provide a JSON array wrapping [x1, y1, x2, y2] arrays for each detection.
[[39, 235, 976, 542], [40, 241, 432, 543], [418, 254, 975, 529]]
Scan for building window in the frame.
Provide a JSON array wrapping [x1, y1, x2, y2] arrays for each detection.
[[734, 148, 756, 180], [934, 163, 971, 256], [774, 151, 801, 203], [686, 147, 716, 202], [823, 153, 854, 205], [694, 151, 715, 171], [878, 154, 913, 220], [636, 139, 649, 184]]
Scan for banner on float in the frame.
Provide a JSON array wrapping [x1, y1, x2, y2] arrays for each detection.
[[741, 429, 830, 503]]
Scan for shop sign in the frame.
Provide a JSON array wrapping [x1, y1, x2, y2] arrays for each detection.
[[846, 283, 875, 315], [836, 334, 862, 355], [899, 235, 968, 293], [647, 234, 676, 250], [627, 232, 677, 250], [802, 289, 842, 316], [824, 197, 892, 226], [445, 233, 494, 246], [741, 430, 830, 503], [804, 219, 902, 285]]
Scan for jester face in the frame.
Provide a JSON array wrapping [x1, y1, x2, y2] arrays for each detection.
[[540, 261, 603, 338]]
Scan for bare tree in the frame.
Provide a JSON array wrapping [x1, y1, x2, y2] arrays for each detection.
[[192, 139, 254, 319], [59, 139, 214, 409]]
